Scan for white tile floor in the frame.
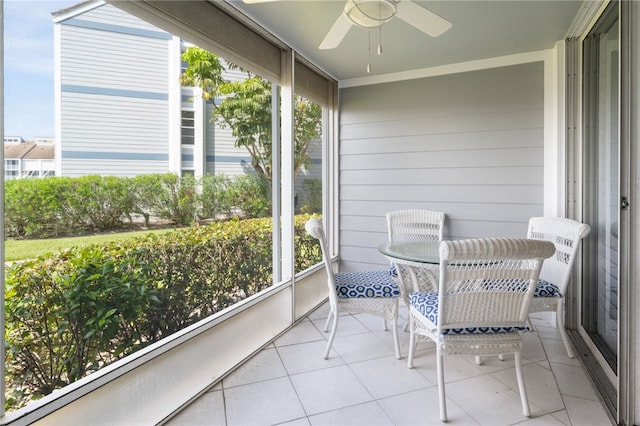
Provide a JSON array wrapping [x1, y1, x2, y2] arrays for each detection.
[[166, 303, 613, 426]]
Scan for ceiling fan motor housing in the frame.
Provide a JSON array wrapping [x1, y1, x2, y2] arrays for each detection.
[[344, 0, 398, 28]]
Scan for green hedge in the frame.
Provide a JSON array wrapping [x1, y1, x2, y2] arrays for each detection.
[[4, 173, 285, 239], [4, 214, 322, 410]]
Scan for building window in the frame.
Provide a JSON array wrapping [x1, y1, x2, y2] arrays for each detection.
[[181, 110, 195, 145]]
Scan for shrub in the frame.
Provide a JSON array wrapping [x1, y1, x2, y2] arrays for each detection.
[[143, 173, 200, 226], [298, 178, 322, 214], [201, 174, 234, 219], [225, 174, 271, 218], [64, 175, 134, 231], [4, 246, 157, 407], [5, 177, 73, 238], [4, 213, 321, 410], [5, 173, 277, 238], [127, 174, 161, 227]]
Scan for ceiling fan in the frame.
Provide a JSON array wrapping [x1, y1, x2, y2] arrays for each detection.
[[242, 0, 452, 50]]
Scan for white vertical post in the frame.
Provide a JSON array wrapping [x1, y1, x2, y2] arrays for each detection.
[[271, 83, 281, 283], [281, 52, 295, 296], [1, 0, 6, 417], [167, 36, 182, 175]]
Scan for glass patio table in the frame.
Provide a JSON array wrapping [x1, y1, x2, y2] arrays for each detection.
[[378, 241, 440, 266], [378, 241, 441, 323]]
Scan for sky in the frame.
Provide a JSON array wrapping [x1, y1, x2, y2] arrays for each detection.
[[3, 0, 78, 140]]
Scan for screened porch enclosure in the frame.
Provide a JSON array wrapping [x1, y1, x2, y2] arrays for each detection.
[[2, 0, 632, 424]]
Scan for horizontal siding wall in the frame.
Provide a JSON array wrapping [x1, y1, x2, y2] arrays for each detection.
[[59, 3, 172, 177], [339, 62, 544, 271]]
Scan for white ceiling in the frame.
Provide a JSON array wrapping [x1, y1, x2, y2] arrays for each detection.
[[226, 0, 585, 82]]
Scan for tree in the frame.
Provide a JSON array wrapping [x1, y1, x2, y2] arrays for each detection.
[[180, 47, 322, 181]]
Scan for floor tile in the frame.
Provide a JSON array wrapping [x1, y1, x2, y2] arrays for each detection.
[[445, 374, 534, 425], [549, 409, 571, 425], [307, 303, 331, 321], [167, 305, 612, 426], [225, 376, 306, 425], [350, 312, 390, 332], [521, 331, 548, 363], [308, 401, 394, 426], [563, 395, 613, 426], [331, 331, 396, 363], [377, 387, 480, 425], [275, 417, 311, 426], [310, 314, 370, 339], [224, 347, 288, 388], [349, 354, 434, 399], [532, 324, 564, 342], [540, 338, 581, 367], [274, 319, 326, 347], [491, 362, 564, 415], [289, 365, 373, 415], [410, 351, 493, 384], [549, 361, 600, 401], [165, 389, 226, 426], [277, 340, 344, 375], [515, 412, 569, 425]]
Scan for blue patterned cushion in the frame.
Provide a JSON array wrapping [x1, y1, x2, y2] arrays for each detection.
[[409, 292, 527, 335], [534, 279, 561, 297], [389, 263, 398, 278], [335, 270, 401, 298]]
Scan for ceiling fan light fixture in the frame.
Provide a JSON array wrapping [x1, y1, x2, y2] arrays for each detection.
[[344, 0, 397, 29]]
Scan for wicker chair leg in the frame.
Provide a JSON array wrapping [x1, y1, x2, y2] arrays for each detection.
[[323, 309, 334, 332], [402, 300, 410, 332], [437, 348, 448, 422], [526, 314, 534, 330], [556, 300, 576, 358], [391, 315, 401, 359], [323, 312, 339, 359], [407, 317, 416, 368], [382, 318, 389, 331], [514, 351, 531, 417]]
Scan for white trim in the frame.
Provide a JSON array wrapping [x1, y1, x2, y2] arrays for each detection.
[[579, 327, 618, 386], [339, 50, 551, 88], [281, 51, 295, 285], [51, 0, 104, 23], [0, 0, 5, 415], [544, 43, 564, 217], [566, 0, 611, 39], [54, 20, 63, 177], [168, 36, 182, 175]]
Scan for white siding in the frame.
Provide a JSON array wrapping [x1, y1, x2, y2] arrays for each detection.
[[59, 3, 171, 177], [62, 159, 168, 178], [76, 3, 161, 30], [339, 62, 544, 271], [59, 28, 169, 91]]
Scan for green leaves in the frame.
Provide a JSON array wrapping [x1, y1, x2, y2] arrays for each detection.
[[180, 47, 323, 181], [4, 213, 322, 411], [5, 173, 275, 239]]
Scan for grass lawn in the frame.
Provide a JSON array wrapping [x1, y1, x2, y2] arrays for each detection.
[[5, 228, 172, 262]]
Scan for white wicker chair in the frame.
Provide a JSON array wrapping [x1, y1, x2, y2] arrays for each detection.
[[527, 217, 591, 358], [386, 210, 445, 329], [305, 219, 401, 360], [387, 209, 445, 244], [407, 237, 555, 422]]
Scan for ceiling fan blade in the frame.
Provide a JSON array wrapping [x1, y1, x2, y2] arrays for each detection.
[[319, 13, 353, 50], [396, 1, 452, 37]]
